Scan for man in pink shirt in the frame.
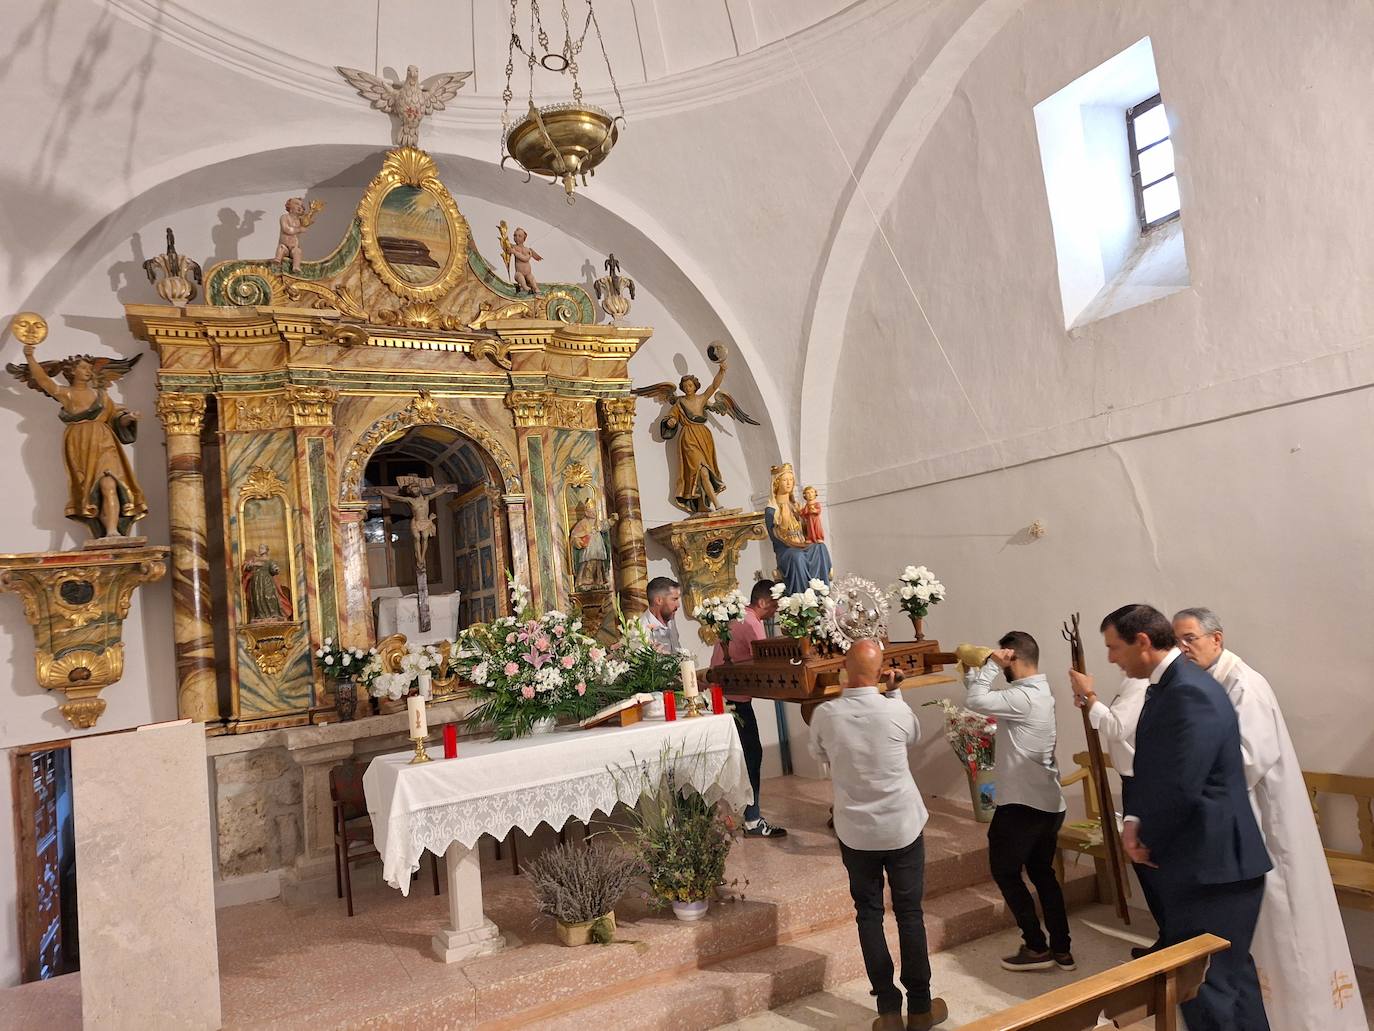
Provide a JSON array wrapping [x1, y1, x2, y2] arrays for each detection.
[[711, 579, 788, 838]]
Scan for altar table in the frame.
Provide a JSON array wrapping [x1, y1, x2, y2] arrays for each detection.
[[375, 592, 461, 645], [363, 714, 750, 961]]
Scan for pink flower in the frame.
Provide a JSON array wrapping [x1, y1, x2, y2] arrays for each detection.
[[575, 681, 586, 696], [523, 645, 549, 669], [535, 636, 551, 651], [503, 661, 520, 676], [553, 625, 566, 637], [506, 633, 517, 644], [521, 685, 535, 699], [517, 631, 529, 642], [589, 647, 605, 662], [560, 654, 576, 669]]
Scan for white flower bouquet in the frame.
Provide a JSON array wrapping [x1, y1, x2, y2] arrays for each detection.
[[692, 590, 748, 648], [890, 565, 946, 620], [769, 579, 846, 650], [313, 638, 375, 684], [451, 577, 631, 739], [366, 641, 443, 702]]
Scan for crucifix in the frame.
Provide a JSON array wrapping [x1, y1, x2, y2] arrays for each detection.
[[377, 475, 456, 633]]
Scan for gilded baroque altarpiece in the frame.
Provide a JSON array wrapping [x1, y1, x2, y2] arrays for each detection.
[[125, 148, 653, 733]]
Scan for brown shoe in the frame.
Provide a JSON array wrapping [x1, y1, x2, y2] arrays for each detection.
[[907, 998, 949, 1030], [872, 1013, 904, 1031]]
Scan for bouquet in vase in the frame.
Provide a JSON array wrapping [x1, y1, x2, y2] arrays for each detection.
[[452, 578, 630, 739], [770, 579, 847, 650], [923, 698, 996, 776], [368, 641, 442, 701], [890, 565, 946, 635], [692, 590, 748, 649], [313, 638, 375, 684]]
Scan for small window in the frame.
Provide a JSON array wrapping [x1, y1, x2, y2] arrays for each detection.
[[1127, 95, 1180, 230]]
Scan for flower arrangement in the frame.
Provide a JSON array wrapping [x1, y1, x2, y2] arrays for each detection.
[[692, 590, 748, 647], [611, 603, 682, 697], [452, 578, 630, 738], [770, 579, 846, 649], [314, 638, 376, 684], [367, 642, 443, 702], [891, 565, 946, 620], [526, 841, 642, 945], [923, 698, 996, 776]]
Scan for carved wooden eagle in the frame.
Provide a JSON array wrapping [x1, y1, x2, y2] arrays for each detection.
[[336, 64, 472, 148]]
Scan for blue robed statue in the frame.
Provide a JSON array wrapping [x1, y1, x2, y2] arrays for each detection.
[[765, 462, 832, 595]]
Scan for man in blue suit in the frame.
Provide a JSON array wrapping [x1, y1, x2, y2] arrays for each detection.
[[1097, 604, 1272, 1031]]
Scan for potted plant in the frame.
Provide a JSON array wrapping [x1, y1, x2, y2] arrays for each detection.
[[313, 638, 375, 721], [691, 589, 747, 659], [526, 841, 641, 946], [452, 577, 631, 739], [891, 565, 946, 641], [366, 641, 442, 714], [616, 749, 739, 921], [923, 698, 997, 822]]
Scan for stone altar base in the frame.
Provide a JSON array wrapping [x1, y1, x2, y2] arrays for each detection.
[[0, 776, 1102, 1030]]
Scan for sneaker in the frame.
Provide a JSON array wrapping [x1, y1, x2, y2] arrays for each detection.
[[1053, 952, 1076, 971], [1000, 946, 1054, 971], [744, 817, 788, 838], [906, 997, 949, 1030]]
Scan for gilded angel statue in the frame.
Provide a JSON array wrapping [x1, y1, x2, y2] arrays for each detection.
[[632, 342, 759, 515], [6, 315, 147, 540], [335, 64, 472, 148]]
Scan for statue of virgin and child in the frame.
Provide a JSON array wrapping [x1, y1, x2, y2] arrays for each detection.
[[766, 463, 832, 595]]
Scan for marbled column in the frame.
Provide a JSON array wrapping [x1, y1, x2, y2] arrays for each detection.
[[156, 393, 220, 725], [600, 397, 648, 614], [336, 507, 373, 645]]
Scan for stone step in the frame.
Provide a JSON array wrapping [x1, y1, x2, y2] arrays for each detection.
[[481, 863, 1100, 1030]]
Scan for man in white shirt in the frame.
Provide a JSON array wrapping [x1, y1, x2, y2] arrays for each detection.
[[964, 631, 1073, 973], [1173, 607, 1365, 1031], [808, 639, 948, 1031], [638, 576, 681, 654], [1067, 670, 1160, 955]]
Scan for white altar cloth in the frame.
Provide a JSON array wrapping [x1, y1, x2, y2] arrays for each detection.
[[375, 593, 460, 645], [365, 714, 750, 893]]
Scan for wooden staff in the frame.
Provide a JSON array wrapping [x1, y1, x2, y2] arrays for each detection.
[[1063, 612, 1131, 924]]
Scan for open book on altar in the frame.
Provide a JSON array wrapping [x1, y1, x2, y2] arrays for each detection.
[[579, 693, 658, 729]]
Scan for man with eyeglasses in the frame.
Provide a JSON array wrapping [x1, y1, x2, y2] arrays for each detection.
[[1173, 607, 1363, 1031]]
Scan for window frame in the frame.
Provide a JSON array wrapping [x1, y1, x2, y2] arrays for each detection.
[[1126, 93, 1180, 232]]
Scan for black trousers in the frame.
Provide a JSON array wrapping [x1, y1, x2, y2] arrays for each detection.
[[1120, 777, 1168, 943], [734, 699, 763, 821], [1164, 874, 1270, 1031], [987, 804, 1071, 954], [839, 835, 932, 1015]]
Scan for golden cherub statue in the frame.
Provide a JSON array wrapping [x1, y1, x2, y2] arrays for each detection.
[[632, 342, 759, 514], [6, 313, 148, 540]]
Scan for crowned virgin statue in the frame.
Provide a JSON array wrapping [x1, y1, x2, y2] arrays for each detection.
[[766, 463, 832, 595]]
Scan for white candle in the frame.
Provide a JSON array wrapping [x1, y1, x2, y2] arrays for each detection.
[[407, 694, 428, 739], [679, 658, 699, 698], [418, 669, 433, 700]]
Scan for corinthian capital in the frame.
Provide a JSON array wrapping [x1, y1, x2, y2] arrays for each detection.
[[600, 396, 636, 434], [156, 393, 207, 435]]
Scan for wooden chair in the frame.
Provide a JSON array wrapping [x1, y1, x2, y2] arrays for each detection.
[[1056, 750, 1126, 903], [330, 761, 439, 917], [958, 934, 1229, 1031], [1303, 770, 1374, 911]]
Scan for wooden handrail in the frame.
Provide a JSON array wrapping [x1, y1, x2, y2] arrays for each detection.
[[957, 934, 1229, 1031]]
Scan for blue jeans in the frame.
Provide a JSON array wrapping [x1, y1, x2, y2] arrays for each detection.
[[734, 699, 763, 821]]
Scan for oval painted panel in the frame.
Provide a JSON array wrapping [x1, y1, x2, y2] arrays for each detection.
[[375, 184, 452, 286]]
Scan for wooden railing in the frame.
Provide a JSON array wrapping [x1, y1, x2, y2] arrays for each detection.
[[957, 934, 1228, 1031]]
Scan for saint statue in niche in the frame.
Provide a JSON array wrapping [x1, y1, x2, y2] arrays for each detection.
[[766, 463, 832, 596], [633, 343, 759, 515], [241, 544, 293, 623], [7, 316, 148, 540], [569, 499, 611, 591]]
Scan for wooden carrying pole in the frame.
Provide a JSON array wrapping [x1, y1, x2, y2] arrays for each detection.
[[1063, 612, 1131, 924]]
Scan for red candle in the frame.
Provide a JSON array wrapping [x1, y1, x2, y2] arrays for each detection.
[[663, 691, 677, 721], [443, 723, 458, 759], [710, 685, 725, 715]]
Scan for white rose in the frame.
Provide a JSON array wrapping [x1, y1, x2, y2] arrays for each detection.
[[900, 585, 916, 600], [903, 565, 918, 579], [808, 579, 826, 591], [915, 585, 931, 602], [342, 654, 352, 667], [324, 655, 334, 665], [770, 583, 786, 599], [324, 637, 333, 646]]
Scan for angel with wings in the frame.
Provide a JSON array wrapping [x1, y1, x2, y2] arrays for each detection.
[[633, 345, 759, 514], [7, 334, 146, 539], [336, 64, 471, 149]]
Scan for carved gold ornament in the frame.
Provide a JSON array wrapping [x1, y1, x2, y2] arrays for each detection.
[[358, 148, 471, 303], [240, 466, 289, 501], [468, 300, 533, 329], [233, 395, 283, 431], [0, 547, 168, 729], [648, 513, 766, 643], [239, 622, 302, 677], [599, 396, 636, 434], [504, 390, 548, 428], [9, 312, 48, 346], [156, 392, 208, 436], [339, 391, 522, 502], [284, 279, 368, 320], [286, 385, 339, 427]]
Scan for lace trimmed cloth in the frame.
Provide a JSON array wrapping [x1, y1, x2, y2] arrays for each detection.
[[362, 714, 751, 894]]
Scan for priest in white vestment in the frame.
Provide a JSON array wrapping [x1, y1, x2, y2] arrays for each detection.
[[1173, 607, 1366, 1031]]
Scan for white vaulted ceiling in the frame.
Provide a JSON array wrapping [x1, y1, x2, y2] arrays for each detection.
[[106, 0, 875, 121]]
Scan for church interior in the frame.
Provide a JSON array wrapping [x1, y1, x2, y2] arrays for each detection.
[[1, 1, 1372, 1028]]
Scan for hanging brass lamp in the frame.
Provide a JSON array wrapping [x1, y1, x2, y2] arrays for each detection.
[[500, 0, 626, 203]]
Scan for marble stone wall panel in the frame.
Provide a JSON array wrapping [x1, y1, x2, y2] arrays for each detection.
[[212, 747, 303, 877]]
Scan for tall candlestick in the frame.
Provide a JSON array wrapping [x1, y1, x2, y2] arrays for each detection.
[[679, 658, 699, 698], [407, 694, 428, 738]]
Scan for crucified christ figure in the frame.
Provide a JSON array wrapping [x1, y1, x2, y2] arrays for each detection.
[[377, 478, 456, 576]]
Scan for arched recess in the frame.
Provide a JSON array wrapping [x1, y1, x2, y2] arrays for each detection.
[[796, 0, 1027, 487]]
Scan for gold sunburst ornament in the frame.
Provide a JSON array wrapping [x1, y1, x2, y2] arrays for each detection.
[[500, 0, 626, 203]]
